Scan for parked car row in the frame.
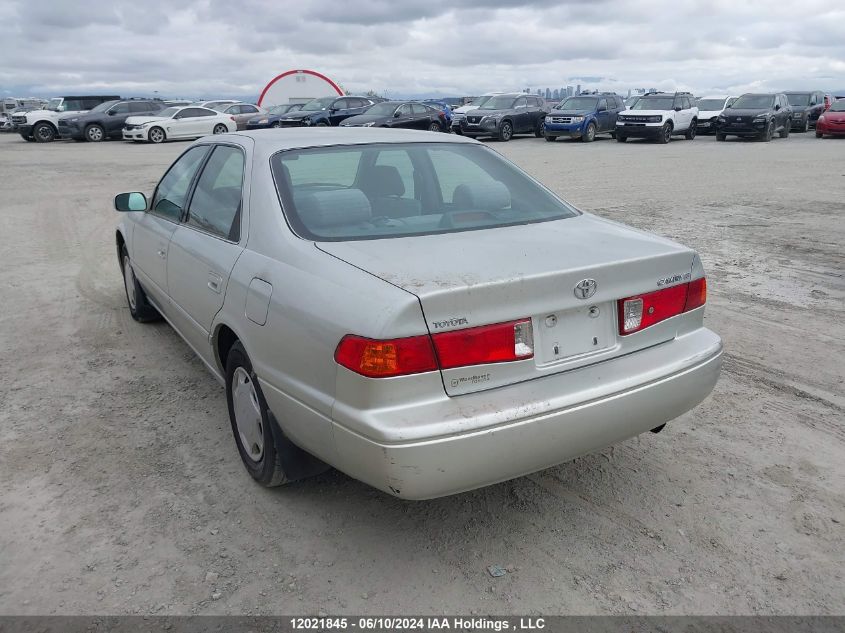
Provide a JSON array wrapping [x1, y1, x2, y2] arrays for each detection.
[[15, 89, 843, 145]]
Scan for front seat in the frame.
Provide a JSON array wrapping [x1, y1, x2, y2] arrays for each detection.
[[358, 165, 421, 219]]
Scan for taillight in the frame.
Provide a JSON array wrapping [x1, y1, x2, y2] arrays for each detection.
[[334, 334, 437, 378], [334, 319, 534, 377], [618, 277, 706, 335], [432, 319, 533, 369]]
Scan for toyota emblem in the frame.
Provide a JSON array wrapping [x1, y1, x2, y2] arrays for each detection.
[[574, 279, 597, 300]]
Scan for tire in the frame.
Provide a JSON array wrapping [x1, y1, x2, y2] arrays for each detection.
[[544, 134, 557, 142], [582, 122, 596, 143], [657, 122, 672, 144], [148, 126, 166, 144], [534, 120, 545, 138], [497, 121, 513, 142], [213, 124, 228, 135], [315, 121, 329, 127], [453, 128, 463, 136], [616, 134, 627, 142], [761, 121, 774, 142], [815, 131, 823, 138], [779, 121, 790, 138], [427, 121, 442, 132], [85, 124, 105, 142], [225, 342, 290, 487], [271, 121, 281, 128], [716, 133, 726, 141], [610, 131, 616, 139], [33, 122, 56, 143], [685, 120, 697, 140], [21, 134, 35, 142], [802, 118, 809, 133], [121, 247, 160, 322]]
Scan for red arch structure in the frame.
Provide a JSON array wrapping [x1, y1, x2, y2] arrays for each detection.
[[257, 69, 343, 107]]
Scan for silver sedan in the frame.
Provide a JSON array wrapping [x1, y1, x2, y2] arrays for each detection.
[[114, 128, 722, 499]]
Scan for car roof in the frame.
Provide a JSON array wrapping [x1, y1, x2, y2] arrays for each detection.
[[201, 128, 478, 159]]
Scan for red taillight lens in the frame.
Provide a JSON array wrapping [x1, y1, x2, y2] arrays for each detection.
[[432, 319, 533, 369], [684, 277, 707, 312], [618, 277, 706, 335], [334, 334, 437, 378]]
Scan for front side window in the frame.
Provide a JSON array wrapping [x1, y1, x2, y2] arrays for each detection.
[[271, 142, 577, 241], [109, 102, 130, 114], [151, 146, 209, 221], [186, 145, 245, 241], [300, 97, 335, 111]]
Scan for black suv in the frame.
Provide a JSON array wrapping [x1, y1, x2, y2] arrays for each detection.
[[459, 93, 547, 141], [784, 91, 826, 132], [58, 99, 164, 142], [275, 96, 375, 127], [716, 93, 792, 142]]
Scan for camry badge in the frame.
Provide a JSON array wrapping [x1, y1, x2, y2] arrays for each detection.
[[574, 279, 597, 300]]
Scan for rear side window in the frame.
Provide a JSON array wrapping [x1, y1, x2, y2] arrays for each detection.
[[151, 146, 209, 221], [271, 142, 577, 241], [129, 102, 151, 112], [186, 145, 245, 241]]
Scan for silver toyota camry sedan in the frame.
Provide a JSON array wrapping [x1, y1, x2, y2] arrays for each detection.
[[114, 128, 722, 499]]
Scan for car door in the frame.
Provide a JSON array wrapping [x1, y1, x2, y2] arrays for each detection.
[[775, 95, 788, 129], [328, 98, 351, 125], [390, 103, 415, 128], [166, 143, 247, 362], [410, 103, 432, 129], [595, 98, 610, 132], [130, 145, 210, 308], [512, 96, 529, 132], [105, 101, 130, 135], [237, 105, 260, 130]]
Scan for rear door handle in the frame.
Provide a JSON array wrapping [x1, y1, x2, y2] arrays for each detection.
[[208, 272, 223, 293], [157, 249, 166, 259]]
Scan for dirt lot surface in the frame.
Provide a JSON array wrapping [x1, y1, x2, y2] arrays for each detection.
[[0, 130, 842, 616]]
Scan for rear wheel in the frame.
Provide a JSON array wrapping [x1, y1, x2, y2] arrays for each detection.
[[534, 120, 545, 138], [779, 121, 790, 138], [657, 122, 672, 144], [453, 128, 463, 136], [497, 121, 513, 142], [121, 247, 160, 322], [33, 122, 56, 143], [213, 123, 228, 134], [148, 126, 166, 144], [544, 134, 557, 142], [427, 121, 442, 132], [802, 118, 809, 133], [684, 120, 697, 140], [315, 121, 329, 127], [616, 134, 627, 142], [271, 121, 281, 128], [582, 122, 596, 143], [85, 124, 105, 142]]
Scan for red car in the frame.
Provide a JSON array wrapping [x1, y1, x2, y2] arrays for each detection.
[[816, 99, 845, 137]]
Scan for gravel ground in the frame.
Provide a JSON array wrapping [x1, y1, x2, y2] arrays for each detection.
[[0, 130, 842, 616]]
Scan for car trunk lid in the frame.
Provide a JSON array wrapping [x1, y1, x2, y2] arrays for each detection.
[[318, 214, 696, 395]]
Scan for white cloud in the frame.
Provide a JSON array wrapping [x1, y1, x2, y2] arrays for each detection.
[[0, 0, 842, 98]]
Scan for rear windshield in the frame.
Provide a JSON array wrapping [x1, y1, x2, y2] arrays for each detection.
[[271, 142, 577, 241], [786, 93, 811, 106]]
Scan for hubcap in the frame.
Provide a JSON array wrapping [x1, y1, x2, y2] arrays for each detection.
[[37, 126, 52, 140], [232, 367, 264, 462], [123, 256, 137, 310], [89, 127, 103, 141], [503, 124, 511, 139], [587, 125, 595, 140], [214, 125, 226, 134], [150, 128, 163, 142]]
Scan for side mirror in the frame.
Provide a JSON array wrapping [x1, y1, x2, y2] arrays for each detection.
[[673, 106, 682, 112], [775, 104, 781, 111], [114, 192, 147, 212], [394, 111, 402, 117]]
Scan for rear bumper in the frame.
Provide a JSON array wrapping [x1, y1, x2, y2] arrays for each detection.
[[329, 327, 722, 499]]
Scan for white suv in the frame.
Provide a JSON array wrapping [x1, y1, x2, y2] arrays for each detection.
[[695, 95, 738, 134], [616, 92, 698, 143]]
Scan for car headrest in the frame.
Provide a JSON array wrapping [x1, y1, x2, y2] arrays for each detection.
[[359, 165, 405, 197], [295, 188, 372, 228], [452, 180, 511, 210]]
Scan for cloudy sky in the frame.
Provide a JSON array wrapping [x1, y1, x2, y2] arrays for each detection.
[[1, 0, 843, 100]]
